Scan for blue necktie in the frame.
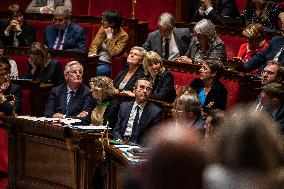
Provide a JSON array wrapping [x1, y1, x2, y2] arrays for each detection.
[[130, 106, 140, 143], [66, 91, 75, 116]]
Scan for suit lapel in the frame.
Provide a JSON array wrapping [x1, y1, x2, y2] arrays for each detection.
[[157, 32, 163, 56], [60, 85, 68, 114], [137, 102, 151, 133], [173, 28, 182, 54]]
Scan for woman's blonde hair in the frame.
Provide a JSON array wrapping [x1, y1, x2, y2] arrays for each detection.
[[143, 51, 164, 75], [242, 23, 265, 39], [89, 76, 115, 98], [29, 42, 51, 68]]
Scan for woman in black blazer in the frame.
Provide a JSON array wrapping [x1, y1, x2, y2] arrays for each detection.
[[113, 46, 145, 96], [190, 59, 227, 112], [143, 51, 176, 103]]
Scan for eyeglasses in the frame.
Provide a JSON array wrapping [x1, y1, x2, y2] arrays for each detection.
[[53, 18, 65, 23], [137, 84, 152, 92]]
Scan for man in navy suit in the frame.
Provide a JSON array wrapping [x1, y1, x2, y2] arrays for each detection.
[[244, 35, 284, 73], [44, 61, 92, 122], [143, 12, 192, 61], [44, 6, 86, 52], [113, 78, 162, 145]]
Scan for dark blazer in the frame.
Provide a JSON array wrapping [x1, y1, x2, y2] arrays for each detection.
[[0, 84, 22, 116], [113, 101, 162, 144], [193, 0, 240, 24], [44, 22, 86, 52], [190, 78, 227, 111], [143, 28, 192, 59], [24, 59, 64, 86], [0, 21, 36, 47], [44, 83, 93, 119], [113, 66, 144, 91], [244, 36, 284, 72], [150, 71, 176, 103]]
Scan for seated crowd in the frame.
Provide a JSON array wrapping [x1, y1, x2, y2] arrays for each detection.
[[1, 1, 284, 187]]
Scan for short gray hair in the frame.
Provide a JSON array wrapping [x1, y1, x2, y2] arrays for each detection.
[[158, 12, 174, 29], [131, 46, 146, 60], [194, 19, 216, 38], [64, 61, 83, 74], [54, 6, 71, 19]]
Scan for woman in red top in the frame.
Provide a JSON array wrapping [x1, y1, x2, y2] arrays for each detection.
[[237, 23, 269, 62]]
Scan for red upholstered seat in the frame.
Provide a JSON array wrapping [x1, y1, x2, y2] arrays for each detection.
[[111, 56, 127, 80], [171, 71, 239, 110], [78, 23, 97, 49], [0, 128, 8, 173], [27, 20, 52, 43], [219, 35, 247, 59], [22, 89, 32, 115], [8, 54, 29, 78], [235, 0, 247, 14]]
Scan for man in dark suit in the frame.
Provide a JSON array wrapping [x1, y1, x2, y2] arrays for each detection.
[[192, 0, 240, 24], [244, 36, 284, 73], [44, 6, 86, 52], [143, 12, 192, 61], [0, 4, 36, 47], [44, 61, 93, 122], [259, 83, 284, 134], [113, 78, 162, 145]]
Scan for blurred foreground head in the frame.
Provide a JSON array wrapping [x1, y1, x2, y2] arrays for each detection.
[[132, 122, 206, 189]]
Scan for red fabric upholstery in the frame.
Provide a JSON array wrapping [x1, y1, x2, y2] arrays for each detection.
[[53, 57, 76, 71], [0, 178, 8, 188], [219, 35, 247, 59], [111, 56, 127, 80], [235, 0, 247, 14], [0, 128, 8, 173], [8, 54, 29, 78], [88, 0, 132, 18], [22, 89, 32, 115], [136, 0, 176, 31], [27, 20, 52, 44], [78, 23, 95, 49], [171, 71, 239, 109], [72, 0, 89, 15]]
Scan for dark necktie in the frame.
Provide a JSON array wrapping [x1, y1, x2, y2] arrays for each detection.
[[55, 30, 64, 50], [164, 37, 170, 60], [66, 91, 75, 116], [130, 106, 140, 143]]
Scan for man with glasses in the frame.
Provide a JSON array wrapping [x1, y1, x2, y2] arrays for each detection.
[[44, 6, 86, 52], [113, 78, 162, 145], [0, 4, 36, 47], [44, 61, 93, 122]]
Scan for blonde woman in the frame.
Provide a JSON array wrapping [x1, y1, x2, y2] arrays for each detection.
[[23, 42, 64, 86], [143, 51, 176, 103], [89, 76, 119, 128]]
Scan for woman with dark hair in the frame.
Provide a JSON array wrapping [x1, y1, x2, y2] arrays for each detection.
[[0, 41, 18, 79], [143, 51, 176, 103], [24, 42, 64, 86], [190, 59, 227, 112], [0, 63, 22, 115], [1, 4, 36, 47], [88, 10, 129, 77], [241, 0, 284, 30]]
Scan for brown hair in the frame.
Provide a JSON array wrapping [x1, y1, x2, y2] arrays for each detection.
[[203, 59, 225, 80], [89, 76, 115, 98], [7, 4, 23, 19], [29, 42, 51, 68]]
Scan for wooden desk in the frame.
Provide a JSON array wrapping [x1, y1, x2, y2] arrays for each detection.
[[0, 117, 104, 189]]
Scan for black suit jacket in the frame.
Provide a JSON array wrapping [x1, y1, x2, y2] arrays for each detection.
[[190, 78, 227, 111], [113, 66, 144, 91], [244, 36, 284, 72], [44, 22, 86, 52], [1, 83, 22, 115], [272, 104, 284, 134], [150, 71, 176, 103], [44, 83, 93, 119], [193, 0, 240, 24], [143, 28, 192, 59], [0, 20, 36, 47], [113, 101, 162, 144]]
